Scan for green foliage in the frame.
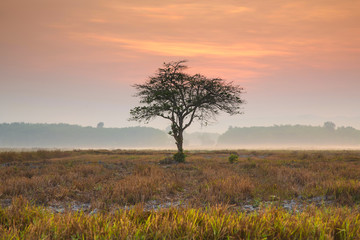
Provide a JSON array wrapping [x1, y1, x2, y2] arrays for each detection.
[[173, 152, 186, 163], [228, 154, 239, 163], [129, 60, 245, 160], [129, 61, 244, 125]]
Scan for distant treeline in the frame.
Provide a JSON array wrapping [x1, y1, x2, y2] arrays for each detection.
[[0, 123, 171, 148], [218, 124, 360, 147], [1, 122, 359, 148]]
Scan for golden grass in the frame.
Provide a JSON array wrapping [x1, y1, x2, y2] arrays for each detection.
[[0, 197, 359, 239], [1, 150, 360, 238]]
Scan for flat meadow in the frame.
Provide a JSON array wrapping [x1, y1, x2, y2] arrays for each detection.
[[0, 149, 360, 239]]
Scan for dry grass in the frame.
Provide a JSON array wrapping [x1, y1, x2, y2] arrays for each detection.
[[1, 150, 360, 238], [1, 150, 360, 209]]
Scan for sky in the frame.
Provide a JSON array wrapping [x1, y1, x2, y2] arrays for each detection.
[[1, 0, 360, 133]]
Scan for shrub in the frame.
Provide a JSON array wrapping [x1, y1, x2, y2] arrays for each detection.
[[228, 154, 239, 164], [173, 152, 186, 163]]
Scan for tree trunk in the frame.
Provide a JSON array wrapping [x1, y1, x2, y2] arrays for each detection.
[[174, 129, 185, 162], [171, 118, 185, 162], [175, 130, 183, 154]]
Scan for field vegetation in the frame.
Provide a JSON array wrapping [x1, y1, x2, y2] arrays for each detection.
[[1, 150, 360, 239]]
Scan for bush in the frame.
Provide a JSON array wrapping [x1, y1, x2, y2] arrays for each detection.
[[173, 152, 186, 163], [228, 154, 239, 164]]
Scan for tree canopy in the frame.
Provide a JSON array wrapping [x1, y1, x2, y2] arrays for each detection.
[[130, 60, 245, 161]]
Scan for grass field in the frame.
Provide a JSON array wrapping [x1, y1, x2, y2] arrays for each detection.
[[1, 150, 360, 239]]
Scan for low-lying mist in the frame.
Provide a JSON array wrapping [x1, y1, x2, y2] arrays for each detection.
[[0, 122, 359, 150]]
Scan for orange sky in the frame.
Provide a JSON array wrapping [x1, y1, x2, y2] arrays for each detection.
[[1, 0, 360, 132]]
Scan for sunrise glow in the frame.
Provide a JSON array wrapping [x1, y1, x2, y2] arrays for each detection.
[[1, 0, 359, 131]]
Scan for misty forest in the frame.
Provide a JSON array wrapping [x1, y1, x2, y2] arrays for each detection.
[[1, 122, 360, 148], [2, 1, 360, 238]]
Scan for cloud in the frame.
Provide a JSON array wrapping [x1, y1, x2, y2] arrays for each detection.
[[75, 34, 290, 58], [2, 0, 359, 74], [107, 3, 253, 17]]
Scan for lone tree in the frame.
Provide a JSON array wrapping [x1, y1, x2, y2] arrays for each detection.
[[323, 121, 336, 131], [130, 60, 245, 162], [97, 122, 104, 128]]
